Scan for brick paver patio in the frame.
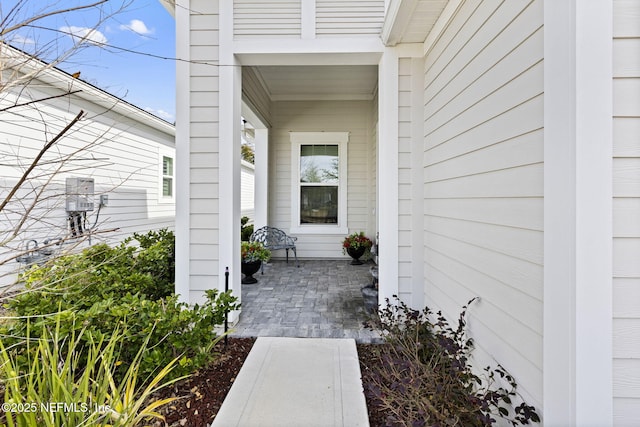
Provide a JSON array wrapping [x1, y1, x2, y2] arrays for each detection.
[[230, 259, 381, 343]]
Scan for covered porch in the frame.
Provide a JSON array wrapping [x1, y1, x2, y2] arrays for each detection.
[[231, 259, 381, 343]]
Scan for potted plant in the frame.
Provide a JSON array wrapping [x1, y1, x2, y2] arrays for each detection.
[[241, 241, 271, 284], [342, 231, 372, 265]]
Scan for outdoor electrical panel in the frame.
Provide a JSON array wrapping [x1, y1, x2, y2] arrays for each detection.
[[65, 177, 94, 212]]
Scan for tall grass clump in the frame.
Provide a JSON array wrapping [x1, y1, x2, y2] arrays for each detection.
[[0, 316, 183, 426]]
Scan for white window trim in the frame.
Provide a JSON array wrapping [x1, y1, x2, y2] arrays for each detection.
[[290, 132, 349, 234], [158, 147, 175, 204]]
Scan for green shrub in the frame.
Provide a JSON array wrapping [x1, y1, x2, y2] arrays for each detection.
[[241, 216, 254, 242], [1, 229, 239, 382], [129, 228, 175, 298]]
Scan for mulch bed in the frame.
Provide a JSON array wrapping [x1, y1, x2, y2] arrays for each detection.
[[152, 337, 387, 426]]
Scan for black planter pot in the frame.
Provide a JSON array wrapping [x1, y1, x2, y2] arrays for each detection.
[[241, 260, 262, 284], [346, 247, 366, 265]]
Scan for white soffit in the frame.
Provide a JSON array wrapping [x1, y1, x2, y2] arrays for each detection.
[[382, 0, 449, 45], [252, 65, 378, 101]]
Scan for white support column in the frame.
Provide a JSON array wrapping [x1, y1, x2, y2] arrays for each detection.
[[254, 128, 269, 229], [219, 0, 242, 319], [174, 0, 190, 302], [378, 48, 399, 306], [543, 0, 613, 425]]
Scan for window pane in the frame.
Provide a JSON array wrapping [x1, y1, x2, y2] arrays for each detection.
[[163, 177, 173, 197], [300, 145, 338, 184], [163, 156, 173, 176], [300, 186, 338, 224]]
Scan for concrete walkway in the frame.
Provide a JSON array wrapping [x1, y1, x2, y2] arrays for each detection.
[[231, 259, 381, 343], [211, 337, 369, 427]]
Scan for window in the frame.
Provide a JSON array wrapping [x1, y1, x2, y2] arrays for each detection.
[[290, 132, 348, 233], [162, 156, 173, 197], [159, 149, 175, 203]]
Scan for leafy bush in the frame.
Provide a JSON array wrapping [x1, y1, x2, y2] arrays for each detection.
[[364, 297, 540, 426], [129, 228, 175, 298], [0, 318, 182, 427], [241, 216, 254, 242], [1, 229, 239, 382]]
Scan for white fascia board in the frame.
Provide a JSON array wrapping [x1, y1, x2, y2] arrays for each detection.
[[234, 38, 385, 66], [158, 0, 175, 17], [381, 0, 419, 46]]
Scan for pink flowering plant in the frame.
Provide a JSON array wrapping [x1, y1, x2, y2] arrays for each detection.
[[241, 241, 271, 262], [342, 231, 372, 254]]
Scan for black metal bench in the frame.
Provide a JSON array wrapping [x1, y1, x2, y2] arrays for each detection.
[[249, 226, 299, 271]]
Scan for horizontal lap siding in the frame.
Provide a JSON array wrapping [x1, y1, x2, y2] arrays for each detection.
[[316, 0, 385, 37], [423, 0, 543, 408], [613, 0, 640, 424], [398, 58, 414, 302], [234, 0, 301, 39], [270, 100, 374, 258], [241, 161, 255, 220], [188, 0, 220, 302], [0, 77, 174, 286]]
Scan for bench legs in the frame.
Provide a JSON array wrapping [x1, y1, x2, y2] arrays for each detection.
[[285, 248, 300, 267]]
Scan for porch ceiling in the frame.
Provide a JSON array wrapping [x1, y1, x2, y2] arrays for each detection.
[[251, 65, 378, 101]]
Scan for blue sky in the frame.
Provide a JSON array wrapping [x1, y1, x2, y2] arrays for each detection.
[[2, 0, 176, 122]]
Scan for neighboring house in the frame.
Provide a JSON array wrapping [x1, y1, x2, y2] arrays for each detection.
[[0, 44, 175, 286], [241, 159, 255, 221], [166, 0, 639, 425]]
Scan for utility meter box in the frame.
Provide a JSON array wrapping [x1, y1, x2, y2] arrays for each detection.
[[66, 177, 94, 212]]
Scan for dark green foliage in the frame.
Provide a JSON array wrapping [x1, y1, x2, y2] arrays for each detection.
[[129, 228, 176, 299], [1, 229, 240, 382], [241, 216, 254, 242], [364, 297, 540, 426]]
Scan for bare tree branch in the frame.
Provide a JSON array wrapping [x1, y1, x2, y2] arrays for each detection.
[[0, 109, 84, 213], [0, 90, 82, 112], [0, 1, 108, 37]]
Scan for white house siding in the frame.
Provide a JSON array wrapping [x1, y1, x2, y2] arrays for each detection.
[[233, 0, 301, 39], [182, 0, 221, 304], [269, 100, 375, 259], [241, 160, 255, 220], [233, 0, 385, 39], [398, 56, 425, 307], [0, 67, 174, 286], [613, 0, 640, 423], [315, 0, 385, 37], [422, 0, 543, 409]]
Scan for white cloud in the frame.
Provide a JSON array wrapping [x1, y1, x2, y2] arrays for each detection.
[[144, 107, 174, 122], [59, 26, 107, 46], [119, 19, 154, 36], [8, 34, 36, 45]]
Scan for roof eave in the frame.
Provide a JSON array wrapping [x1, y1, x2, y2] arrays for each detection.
[[381, 0, 419, 46]]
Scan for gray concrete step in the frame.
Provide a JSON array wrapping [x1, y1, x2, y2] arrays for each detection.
[[211, 337, 370, 427]]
